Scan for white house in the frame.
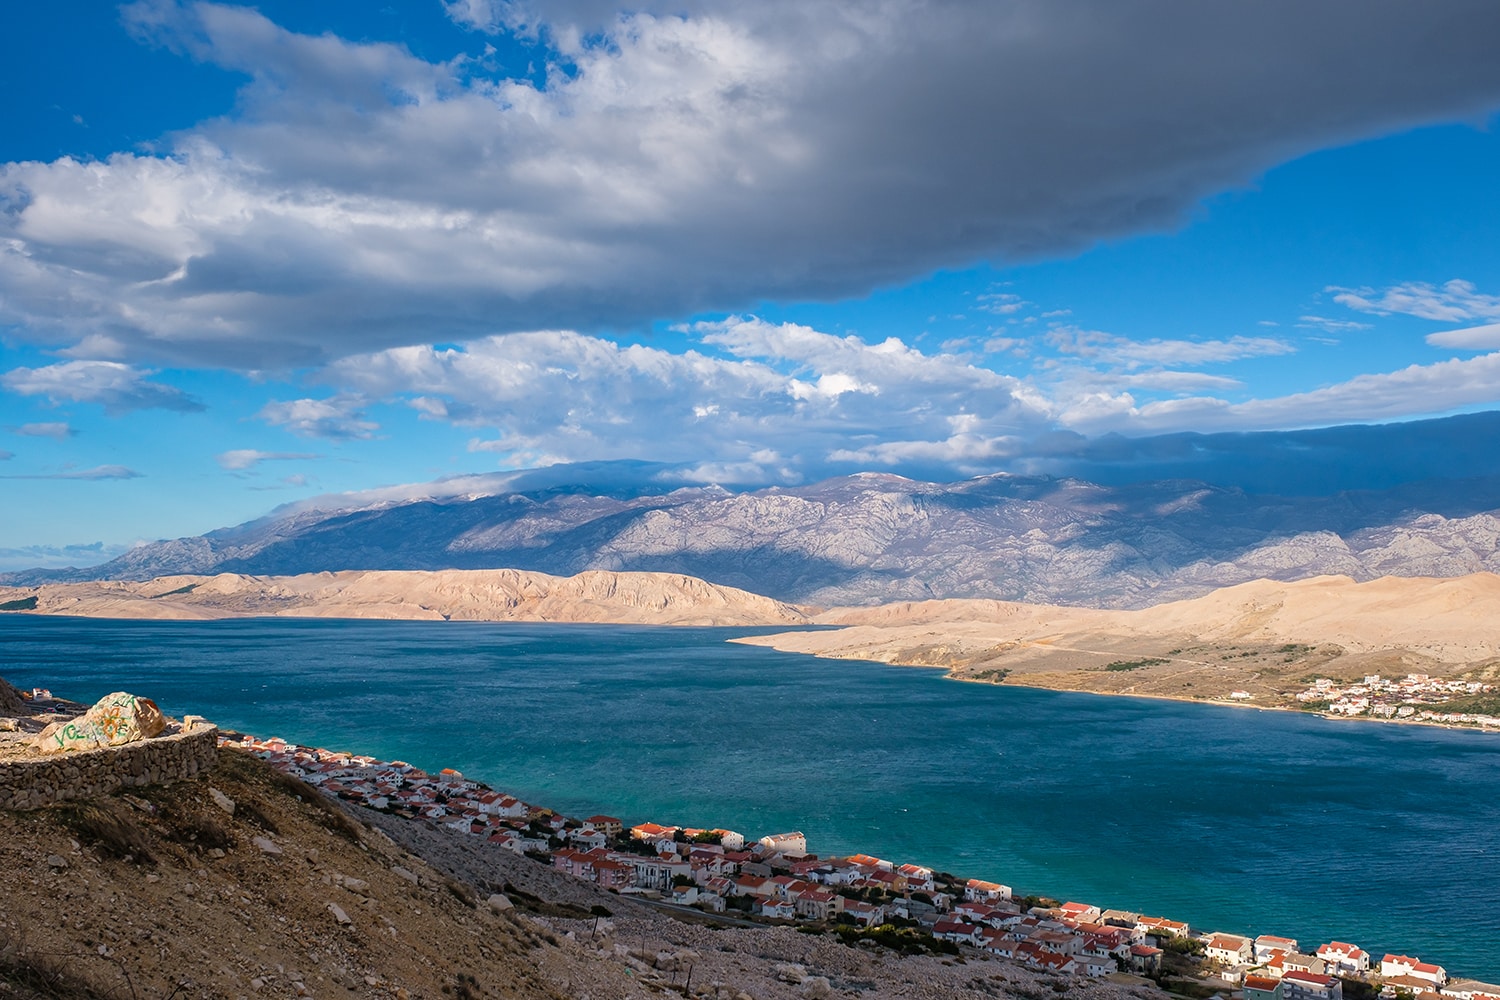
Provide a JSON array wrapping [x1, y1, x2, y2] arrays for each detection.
[[1205, 934, 1254, 966], [1317, 943, 1370, 974], [1256, 936, 1301, 963], [1282, 971, 1343, 1000], [757, 831, 808, 856]]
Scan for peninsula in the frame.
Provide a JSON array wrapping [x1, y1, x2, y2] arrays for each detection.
[[736, 573, 1500, 730]]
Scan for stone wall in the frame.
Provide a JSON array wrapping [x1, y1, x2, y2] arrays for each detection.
[[0, 724, 219, 811]]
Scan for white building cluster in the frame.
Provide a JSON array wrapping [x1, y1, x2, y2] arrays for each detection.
[[228, 733, 1498, 994], [1296, 674, 1498, 728]]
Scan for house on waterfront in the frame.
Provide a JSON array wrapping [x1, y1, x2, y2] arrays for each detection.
[[1257, 936, 1301, 963], [965, 878, 1012, 902], [898, 863, 935, 891], [1282, 970, 1343, 1000], [1283, 954, 1327, 977], [1060, 901, 1103, 923], [585, 815, 622, 836], [1318, 943, 1370, 974], [1206, 933, 1254, 966], [757, 831, 807, 856], [1384, 956, 1449, 986], [1138, 916, 1190, 939]]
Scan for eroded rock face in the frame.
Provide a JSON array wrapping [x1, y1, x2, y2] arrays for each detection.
[[34, 692, 167, 754]]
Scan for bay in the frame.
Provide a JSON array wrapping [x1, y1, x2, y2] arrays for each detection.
[[3, 615, 1497, 978]]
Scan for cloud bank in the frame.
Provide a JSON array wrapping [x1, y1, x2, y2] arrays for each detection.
[[2, 1, 1499, 366], [0, 361, 203, 414]]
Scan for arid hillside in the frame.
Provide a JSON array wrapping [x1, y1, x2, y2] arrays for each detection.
[[739, 573, 1500, 705], [1, 742, 1152, 1000], [0, 748, 568, 1000], [0, 569, 811, 626]]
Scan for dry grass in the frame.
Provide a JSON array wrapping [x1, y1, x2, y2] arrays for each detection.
[[52, 800, 155, 867]]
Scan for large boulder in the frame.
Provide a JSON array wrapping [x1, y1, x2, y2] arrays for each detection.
[[34, 692, 167, 754]]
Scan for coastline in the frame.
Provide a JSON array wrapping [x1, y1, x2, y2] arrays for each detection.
[[221, 725, 1494, 988], [730, 635, 1500, 737], [8, 616, 1498, 983]]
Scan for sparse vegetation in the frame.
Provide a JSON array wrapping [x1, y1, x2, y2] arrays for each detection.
[[0, 922, 101, 1000], [833, 923, 958, 956], [1430, 693, 1500, 715], [151, 584, 198, 599], [1103, 658, 1167, 672], [54, 800, 157, 866]]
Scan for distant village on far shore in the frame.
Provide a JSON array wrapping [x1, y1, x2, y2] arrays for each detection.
[[231, 732, 1500, 1000]]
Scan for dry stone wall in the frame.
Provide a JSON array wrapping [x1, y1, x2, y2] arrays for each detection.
[[0, 724, 219, 811]]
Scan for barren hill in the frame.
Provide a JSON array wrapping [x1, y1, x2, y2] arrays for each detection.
[[738, 573, 1500, 704], [0, 569, 811, 626]]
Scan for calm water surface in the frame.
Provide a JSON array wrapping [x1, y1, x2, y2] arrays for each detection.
[[4, 616, 1497, 977]]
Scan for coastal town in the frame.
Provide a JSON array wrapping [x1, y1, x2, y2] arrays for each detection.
[[1288, 674, 1499, 728], [230, 732, 1500, 1000]]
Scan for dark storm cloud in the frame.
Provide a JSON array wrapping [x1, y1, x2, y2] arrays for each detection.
[[2, 0, 1500, 366]]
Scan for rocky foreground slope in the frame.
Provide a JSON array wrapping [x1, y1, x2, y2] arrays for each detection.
[[8, 467, 1500, 608], [0, 744, 1148, 1000], [0, 569, 811, 626]]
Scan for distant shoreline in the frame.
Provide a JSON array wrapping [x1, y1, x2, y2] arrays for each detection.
[[735, 637, 1500, 737]]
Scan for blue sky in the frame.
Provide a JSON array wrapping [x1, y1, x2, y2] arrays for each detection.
[[3, 0, 1500, 570]]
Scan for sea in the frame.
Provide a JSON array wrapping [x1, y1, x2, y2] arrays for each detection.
[[4, 615, 1498, 979]]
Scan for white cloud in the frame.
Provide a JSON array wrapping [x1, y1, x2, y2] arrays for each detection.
[[1297, 315, 1372, 333], [1, 2, 1498, 365], [1112, 371, 1242, 392], [257, 396, 378, 440], [12, 422, 75, 439], [330, 320, 1054, 478], [977, 292, 1029, 316], [0, 361, 202, 413], [1426, 321, 1500, 350], [1044, 326, 1294, 368], [1058, 351, 1500, 434], [1332, 279, 1500, 323], [216, 448, 322, 470], [0, 464, 143, 480]]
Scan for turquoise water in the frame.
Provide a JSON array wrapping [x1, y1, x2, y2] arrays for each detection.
[[4, 616, 1498, 977]]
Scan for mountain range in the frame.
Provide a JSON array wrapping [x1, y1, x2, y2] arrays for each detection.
[[9, 464, 1500, 608]]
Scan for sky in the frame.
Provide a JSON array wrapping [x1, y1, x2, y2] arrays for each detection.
[[3, 0, 1500, 570]]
